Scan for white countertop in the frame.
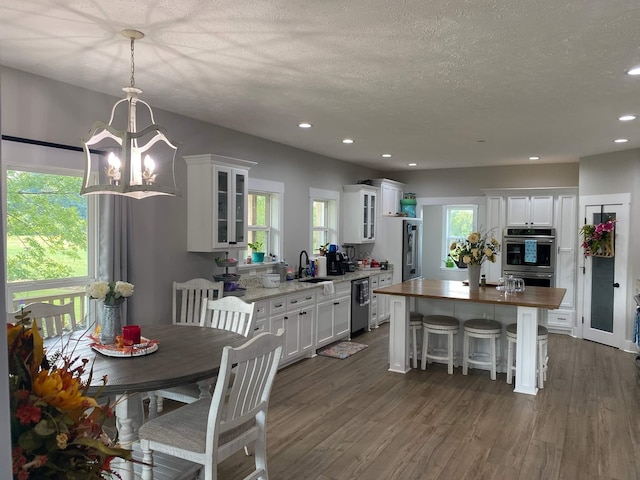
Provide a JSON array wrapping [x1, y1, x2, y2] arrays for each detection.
[[241, 268, 391, 302]]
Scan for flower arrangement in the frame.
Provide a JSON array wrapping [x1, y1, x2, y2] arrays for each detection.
[[8, 310, 131, 479], [87, 281, 134, 306], [450, 230, 500, 266], [580, 219, 615, 257]]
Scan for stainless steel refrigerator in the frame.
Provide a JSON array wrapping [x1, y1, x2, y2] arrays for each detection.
[[371, 217, 422, 285]]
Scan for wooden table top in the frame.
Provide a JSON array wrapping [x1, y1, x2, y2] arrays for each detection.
[[373, 278, 566, 310], [47, 324, 247, 396]]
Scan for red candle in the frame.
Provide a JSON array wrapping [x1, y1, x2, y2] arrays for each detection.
[[122, 325, 141, 345]]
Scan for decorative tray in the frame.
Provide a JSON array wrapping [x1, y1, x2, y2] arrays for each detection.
[[89, 335, 159, 357]]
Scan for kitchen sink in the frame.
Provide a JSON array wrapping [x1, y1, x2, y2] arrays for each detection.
[[298, 277, 330, 283]]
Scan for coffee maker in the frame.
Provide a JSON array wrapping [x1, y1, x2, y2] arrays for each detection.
[[326, 251, 345, 275]]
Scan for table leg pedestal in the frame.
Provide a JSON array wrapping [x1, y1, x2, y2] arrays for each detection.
[[513, 306, 539, 395], [388, 295, 411, 373]]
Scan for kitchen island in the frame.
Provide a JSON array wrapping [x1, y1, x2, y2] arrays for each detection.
[[373, 278, 566, 395]]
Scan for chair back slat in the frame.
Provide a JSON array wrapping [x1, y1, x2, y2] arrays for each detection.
[[206, 330, 284, 457], [173, 279, 223, 325], [10, 302, 76, 338], [200, 296, 256, 338]]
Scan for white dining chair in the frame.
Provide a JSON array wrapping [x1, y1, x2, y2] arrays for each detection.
[[153, 292, 255, 414], [139, 329, 284, 480], [173, 278, 224, 325], [9, 302, 77, 339]]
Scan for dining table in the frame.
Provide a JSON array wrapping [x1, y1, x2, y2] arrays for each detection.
[[373, 278, 566, 396], [46, 324, 247, 480]]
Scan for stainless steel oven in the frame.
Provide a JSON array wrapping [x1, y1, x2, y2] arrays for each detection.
[[502, 227, 556, 287]]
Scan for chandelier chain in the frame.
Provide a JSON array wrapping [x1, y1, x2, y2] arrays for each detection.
[[130, 37, 136, 88]]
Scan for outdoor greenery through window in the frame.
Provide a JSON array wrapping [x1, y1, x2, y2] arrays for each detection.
[[5, 167, 93, 324], [443, 205, 477, 266], [248, 192, 271, 256]]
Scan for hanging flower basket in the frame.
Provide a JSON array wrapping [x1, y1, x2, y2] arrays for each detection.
[[580, 220, 615, 258]]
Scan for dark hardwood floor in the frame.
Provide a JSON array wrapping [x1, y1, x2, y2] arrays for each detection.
[[211, 324, 640, 480]]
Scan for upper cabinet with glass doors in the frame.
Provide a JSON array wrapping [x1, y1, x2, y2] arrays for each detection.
[[342, 184, 378, 244], [185, 154, 256, 252]]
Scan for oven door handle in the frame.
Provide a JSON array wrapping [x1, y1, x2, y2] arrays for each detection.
[[504, 238, 555, 244]]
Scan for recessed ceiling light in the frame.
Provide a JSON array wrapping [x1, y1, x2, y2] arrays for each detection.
[[614, 138, 629, 143], [627, 66, 640, 75], [408, 163, 417, 167], [529, 156, 540, 160], [298, 122, 312, 128], [619, 115, 637, 121], [381, 153, 392, 158], [342, 138, 354, 144]]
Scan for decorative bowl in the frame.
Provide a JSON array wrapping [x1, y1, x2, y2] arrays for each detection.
[[261, 273, 281, 288]]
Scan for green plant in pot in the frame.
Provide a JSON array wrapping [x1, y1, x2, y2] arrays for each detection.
[[248, 240, 265, 263]]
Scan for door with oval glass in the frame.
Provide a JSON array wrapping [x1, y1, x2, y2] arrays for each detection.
[[579, 196, 629, 348]]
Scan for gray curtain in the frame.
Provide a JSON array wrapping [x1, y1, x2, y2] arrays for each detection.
[[98, 196, 133, 324]]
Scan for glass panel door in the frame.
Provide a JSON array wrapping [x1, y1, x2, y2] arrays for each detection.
[[234, 171, 245, 244], [216, 169, 229, 244]]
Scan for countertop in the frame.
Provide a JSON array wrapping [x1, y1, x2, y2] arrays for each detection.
[[240, 268, 390, 302], [373, 278, 566, 310]]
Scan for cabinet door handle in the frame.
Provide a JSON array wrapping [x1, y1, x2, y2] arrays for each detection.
[[613, 282, 620, 288], [284, 316, 289, 320], [275, 303, 283, 308], [305, 296, 313, 300], [334, 302, 339, 305], [291, 300, 298, 304]]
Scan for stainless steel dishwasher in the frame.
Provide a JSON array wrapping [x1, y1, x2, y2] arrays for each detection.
[[351, 278, 370, 336]]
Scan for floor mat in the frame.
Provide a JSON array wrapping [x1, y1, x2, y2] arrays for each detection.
[[317, 341, 368, 359]]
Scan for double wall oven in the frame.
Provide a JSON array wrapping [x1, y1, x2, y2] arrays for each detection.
[[502, 227, 556, 287]]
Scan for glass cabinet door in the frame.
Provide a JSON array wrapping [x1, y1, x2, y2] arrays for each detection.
[[369, 194, 376, 239], [216, 169, 229, 245], [233, 170, 246, 244], [362, 193, 369, 239]]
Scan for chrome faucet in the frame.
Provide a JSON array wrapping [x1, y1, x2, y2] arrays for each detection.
[[298, 250, 309, 279]]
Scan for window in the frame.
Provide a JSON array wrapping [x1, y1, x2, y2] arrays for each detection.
[[310, 188, 339, 254], [443, 205, 477, 265], [246, 179, 284, 261], [3, 140, 96, 324]]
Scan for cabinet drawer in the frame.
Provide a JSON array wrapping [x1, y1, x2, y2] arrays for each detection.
[[269, 296, 287, 315], [369, 276, 379, 288], [255, 301, 267, 319], [287, 291, 317, 311], [547, 310, 575, 330], [334, 282, 351, 297], [254, 319, 266, 334], [379, 274, 392, 286]]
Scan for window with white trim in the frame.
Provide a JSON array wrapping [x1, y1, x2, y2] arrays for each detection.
[[443, 205, 477, 266], [310, 188, 339, 254], [3, 140, 97, 323], [246, 179, 284, 261]]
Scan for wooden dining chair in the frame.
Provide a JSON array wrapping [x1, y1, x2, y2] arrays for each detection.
[[153, 290, 253, 413], [139, 330, 284, 480], [9, 302, 77, 339], [172, 278, 224, 325]]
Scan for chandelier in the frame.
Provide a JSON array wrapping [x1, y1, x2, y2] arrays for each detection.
[[81, 29, 181, 198]]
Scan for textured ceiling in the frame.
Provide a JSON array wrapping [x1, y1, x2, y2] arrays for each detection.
[[1, 0, 640, 171]]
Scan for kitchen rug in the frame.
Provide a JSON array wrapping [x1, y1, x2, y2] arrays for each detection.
[[317, 341, 368, 359]]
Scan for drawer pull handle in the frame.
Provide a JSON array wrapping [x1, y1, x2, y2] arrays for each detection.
[[275, 303, 283, 308], [291, 300, 298, 304]]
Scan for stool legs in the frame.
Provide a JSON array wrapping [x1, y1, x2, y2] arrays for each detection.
[[447, 332, 454, 375], [490, 336, 497, 381], [462, 335, 469, 375], [411, 325, 419, 369], [420, 328, 429, 370], [506, 338, 515, 385]]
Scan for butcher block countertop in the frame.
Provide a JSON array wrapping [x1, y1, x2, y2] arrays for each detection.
[[374, 278, 566, 310]]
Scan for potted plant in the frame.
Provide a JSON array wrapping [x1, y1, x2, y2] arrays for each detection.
[[248, 240, 265, 263]]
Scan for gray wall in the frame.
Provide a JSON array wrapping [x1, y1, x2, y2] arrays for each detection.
[[1, 67, 379, 325]]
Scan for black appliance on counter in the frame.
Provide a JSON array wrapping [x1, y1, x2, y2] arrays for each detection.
[[326, 252, 345, 275]]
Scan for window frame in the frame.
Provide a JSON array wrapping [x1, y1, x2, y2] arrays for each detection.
[[309, 187, 339, 254], [2, 140, 98, 310], [246, 178, 284, 261], [442, 204, 478, 267]]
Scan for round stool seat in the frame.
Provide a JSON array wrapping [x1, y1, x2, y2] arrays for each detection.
[[410, 312, 424, 326], [506, 323, 548, 339], [463, 318, 502, 335], [423, 315, 459, 331]]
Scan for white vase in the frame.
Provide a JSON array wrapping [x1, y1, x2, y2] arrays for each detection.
[[467, 265, 481, 291]]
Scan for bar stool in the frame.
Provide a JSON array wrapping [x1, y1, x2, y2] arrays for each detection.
[[505, 323, 549, 388], [420, 315, 460, 374], [462, 318, 502, 380], [409, 312, 423, 369]]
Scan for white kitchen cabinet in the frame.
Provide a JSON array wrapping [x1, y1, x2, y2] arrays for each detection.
[[506, 195, 554, 226], [253, 300, 268, 335], [342, 185, 378, 244], [269, 291, 316, 364], [316, 281, 350, 348], [371, 178, 404, 216], [377, 273, 393, 324], [185, 154, 256, 252], [368, 275, 379, 328]]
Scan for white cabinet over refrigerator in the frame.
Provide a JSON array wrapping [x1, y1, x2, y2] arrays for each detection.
[[342, 184, 378, 244], [371, 217, 422, 285]]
